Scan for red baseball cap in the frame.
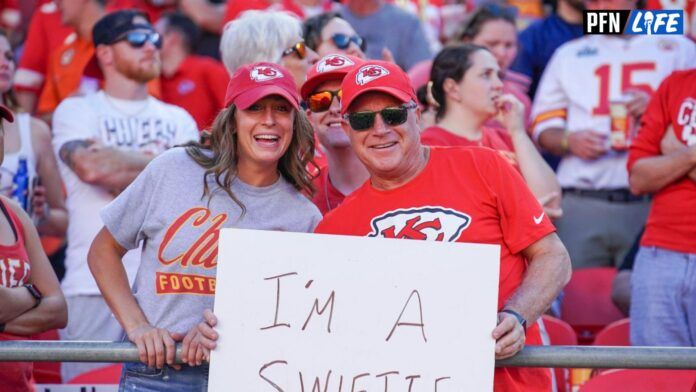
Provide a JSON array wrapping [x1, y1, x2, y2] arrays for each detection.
[[340, 60, 417, 115], [0, 104, 13, 122], [300, 54, 364, 101], [224, 62, 300, 110]]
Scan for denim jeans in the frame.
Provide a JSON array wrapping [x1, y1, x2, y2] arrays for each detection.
[[119, 362, 209, 391], [630, 246, 696, 346]]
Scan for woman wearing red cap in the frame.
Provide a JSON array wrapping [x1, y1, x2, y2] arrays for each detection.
[[88, 62, 321, 390], [422, 44, 562, 219], [0, 103, 67, 391]]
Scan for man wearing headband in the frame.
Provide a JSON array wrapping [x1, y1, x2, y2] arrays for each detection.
[[51, 9, 198, 382], [301, 54, 368, 215], [315, 60, 570, 391]]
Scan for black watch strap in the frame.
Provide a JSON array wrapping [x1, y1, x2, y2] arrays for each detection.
[[24, 284, 43, 309], [501, 309, 527, 332]]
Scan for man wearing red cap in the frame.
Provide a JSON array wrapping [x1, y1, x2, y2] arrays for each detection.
[[315, 60, 571, 391], [51, 9, 199, 382], [301, 54, 368, 215]]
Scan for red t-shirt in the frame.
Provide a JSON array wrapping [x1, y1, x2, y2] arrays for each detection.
[[15, 1, 73, 93], [223, 0, 304, 25], [0, 198, 34, 392], [108, 0, 176, 22], [160, 55, 228, 131], [627, 70, 696, 254], [311, 165, 348, 216], [421, 125, 519, 168], [315, 147, 555, 392]]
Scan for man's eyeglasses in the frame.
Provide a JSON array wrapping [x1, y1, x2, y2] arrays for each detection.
[[330, 33, 366, 52], [308, 89, 342, 113], [343, 103, 417, 131], [115, 31, 163, 49], [282, 40, 307, 60]]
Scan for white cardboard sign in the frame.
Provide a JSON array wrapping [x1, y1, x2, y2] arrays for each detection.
[[210, 229, 501, 391]]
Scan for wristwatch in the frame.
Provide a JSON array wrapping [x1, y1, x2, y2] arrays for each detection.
[[501, 308, 527, 332], [24, 284, 43, 309]]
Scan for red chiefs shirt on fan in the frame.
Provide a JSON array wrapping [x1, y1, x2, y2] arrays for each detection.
[[160, 55, 228, 131], [628, 70, 696, 254], [108, 0, 176, 22], [421, 125, 519, 168], [311, 165, 347, 216], [14, 1, 72, 95], [316, 146, 555, 392]]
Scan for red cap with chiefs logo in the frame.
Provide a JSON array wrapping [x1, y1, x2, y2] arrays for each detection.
[[340, 60, 417, 115], [300, 54, 364, 101], [224, 62, 300, 110]]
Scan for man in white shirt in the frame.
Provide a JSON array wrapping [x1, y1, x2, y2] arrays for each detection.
[[52, 10, 198, 381], [531, 0, 695, 270]]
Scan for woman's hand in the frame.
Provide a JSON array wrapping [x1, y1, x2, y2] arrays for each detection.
[[181, 309, 219, 366], [495, 94, 526, 136], [127, 324, 178, 369]]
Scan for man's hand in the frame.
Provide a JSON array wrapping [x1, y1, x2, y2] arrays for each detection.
[[492, 312, 526, 359], [181, 309, 218, 366], [660, 125, 683, 155], [625, 89, 651, 118], [127, 324, 178, 369], [567, 130, 608, 160]]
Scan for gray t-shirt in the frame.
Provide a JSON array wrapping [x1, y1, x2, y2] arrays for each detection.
[[340, 3, 432, 70], [101, 147, 321, 334]]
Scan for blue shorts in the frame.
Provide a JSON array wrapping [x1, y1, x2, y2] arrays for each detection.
[[119, 362, 209, 392]]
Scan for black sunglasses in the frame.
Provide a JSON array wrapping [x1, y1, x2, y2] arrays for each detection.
[[343, 103, 417, 131], [115, 31, 162, 49], [331, 33, 366, 52], [282, 40, 307, 60]]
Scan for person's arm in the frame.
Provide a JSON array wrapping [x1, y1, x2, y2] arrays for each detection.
[[493, 233, 571, 359], [88, 227, 178, 369], [497, 94, 562, 216], [2, 199, 67, 335], [30, 118, 68, 236], [537, 127, 608, 160], [629, 140, 696, 195], [180, 0, 226, 33], [58, 140, 153, 193]]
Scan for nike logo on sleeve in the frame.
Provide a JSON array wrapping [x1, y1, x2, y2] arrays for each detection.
[[533, 212, 545, 225]]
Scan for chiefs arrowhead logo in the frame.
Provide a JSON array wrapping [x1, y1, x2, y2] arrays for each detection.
[[356, 65, 389, 86], [317, 55, 355, 73], [250, 66, 283, 82], [368, 207, 471, 242]]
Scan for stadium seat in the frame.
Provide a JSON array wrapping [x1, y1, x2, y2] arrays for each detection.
[[593, 318, 630, 347], [31, 329, 62, 384], [578, 369, 696, 391], [561, 267, 624, 344], [67, 363, 123, 384], [542, 316, 578, 392]]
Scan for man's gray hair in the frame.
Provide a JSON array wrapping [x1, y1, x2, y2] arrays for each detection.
[[220, 10, 303, 75]]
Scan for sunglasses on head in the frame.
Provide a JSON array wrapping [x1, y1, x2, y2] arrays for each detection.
[[282, 40, 307, 60], [344, 103, 418, 131], [330, 33, 366, 52], [308, 89, 342, 113], [115, 30, 162, 49]]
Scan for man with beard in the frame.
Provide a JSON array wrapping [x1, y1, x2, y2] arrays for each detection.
[[51, 9, 198, 382]]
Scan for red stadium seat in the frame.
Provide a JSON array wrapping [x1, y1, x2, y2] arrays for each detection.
[[542, 316, 578, 392], [561, 268, 624, 344], [67, 364, 123, 384], [31, 329, 62, 384], [593, 318, 630, 347], [578, 369, 696, 391]]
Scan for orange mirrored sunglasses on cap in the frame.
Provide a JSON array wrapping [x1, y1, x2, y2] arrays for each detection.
[[308, 89, 342, 113]]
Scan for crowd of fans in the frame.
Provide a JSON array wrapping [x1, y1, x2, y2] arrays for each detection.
[[0, 0, 694, 390]]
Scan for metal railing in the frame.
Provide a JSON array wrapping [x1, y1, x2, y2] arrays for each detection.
[[2, 341, 696, 369]]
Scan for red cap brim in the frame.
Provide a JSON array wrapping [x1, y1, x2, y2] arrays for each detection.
[[300, 71, 346, 101], [232, 85, 300, 111], [0, 104, 14, 122], [341, 86, 414, 115]]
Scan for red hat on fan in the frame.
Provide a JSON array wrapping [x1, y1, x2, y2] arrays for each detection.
[[340, 60, 417, 116], [0, 104, 13, 122], [300, 54, 364, 100], [224, 62, 300, 110]]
